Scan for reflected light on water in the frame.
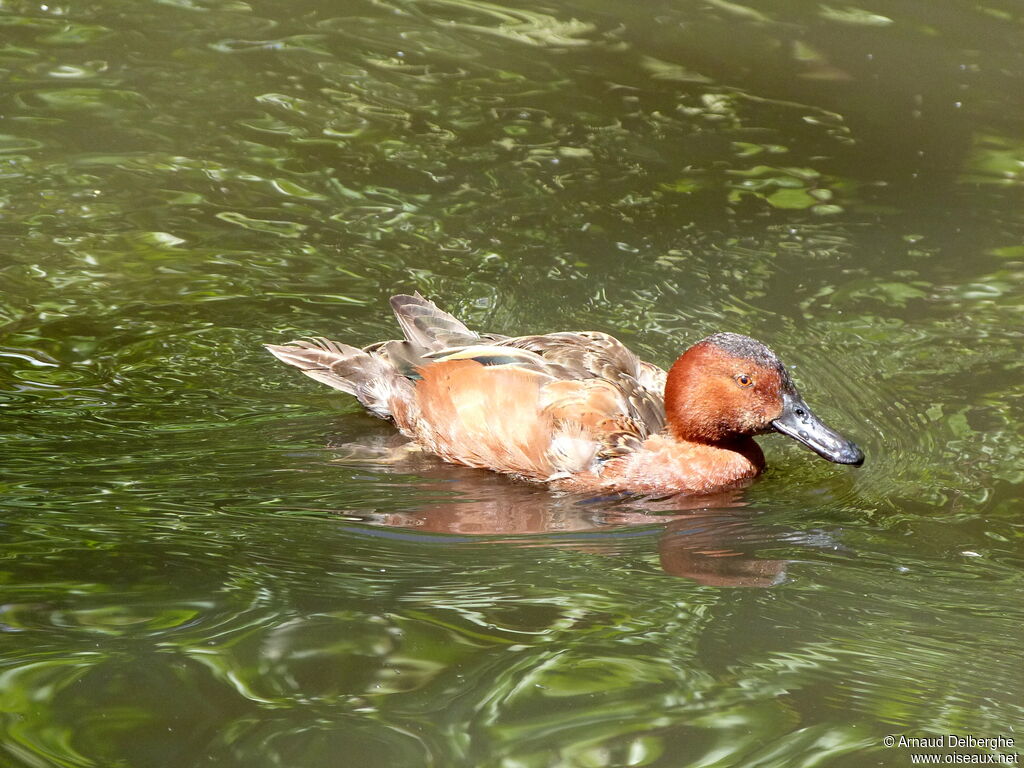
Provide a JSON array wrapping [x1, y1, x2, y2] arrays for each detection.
[[0, 0, 1023, 765]]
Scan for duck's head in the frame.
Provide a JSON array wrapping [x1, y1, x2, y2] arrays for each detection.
[[664, 332, 864, 466]]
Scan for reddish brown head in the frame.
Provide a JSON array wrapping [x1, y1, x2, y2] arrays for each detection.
[[664, 333, 864, 465]]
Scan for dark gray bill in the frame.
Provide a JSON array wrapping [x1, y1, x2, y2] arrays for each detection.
[[771, 392, 865, 466]]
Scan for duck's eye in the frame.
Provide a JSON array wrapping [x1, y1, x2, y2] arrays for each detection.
[[735, 374, 754, 388]]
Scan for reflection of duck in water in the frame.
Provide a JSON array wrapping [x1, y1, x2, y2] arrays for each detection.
[[317, 440, 814, 587], [267, 293, 863, 495]]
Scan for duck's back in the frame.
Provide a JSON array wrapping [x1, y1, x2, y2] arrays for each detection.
[[266, 294, 668, 483]]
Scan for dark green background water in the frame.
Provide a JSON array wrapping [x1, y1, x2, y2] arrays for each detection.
[[1, 0, 1022, 766]]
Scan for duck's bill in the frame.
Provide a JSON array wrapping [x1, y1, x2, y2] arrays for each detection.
[[771, 392, 865, 466]]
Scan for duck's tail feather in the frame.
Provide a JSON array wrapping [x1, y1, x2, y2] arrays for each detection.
[[389, 293, 479, 349], [265, 337, 411, 419]]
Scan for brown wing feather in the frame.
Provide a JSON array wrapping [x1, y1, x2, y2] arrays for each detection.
[[370, 295, 511, 378], [496, 331, 667, 435], [390, 293, 509, 349], [540, 379, 649, 460]]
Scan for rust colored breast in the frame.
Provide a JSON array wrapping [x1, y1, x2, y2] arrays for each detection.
[[584, 435, 766, 494]]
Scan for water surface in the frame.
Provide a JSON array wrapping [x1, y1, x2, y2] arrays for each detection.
[[1, 0, 1023, 766]]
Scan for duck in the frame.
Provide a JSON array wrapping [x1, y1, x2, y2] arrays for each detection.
[[266, 293, 864, 494]]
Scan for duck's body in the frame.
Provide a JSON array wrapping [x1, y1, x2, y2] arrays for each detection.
[[267, 294, 863, 494]]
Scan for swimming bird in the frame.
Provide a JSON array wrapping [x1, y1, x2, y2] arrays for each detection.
[[266, 294, 864, 494]]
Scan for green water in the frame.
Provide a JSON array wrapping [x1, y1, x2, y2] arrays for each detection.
[[1, 0, 1023, 766]]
